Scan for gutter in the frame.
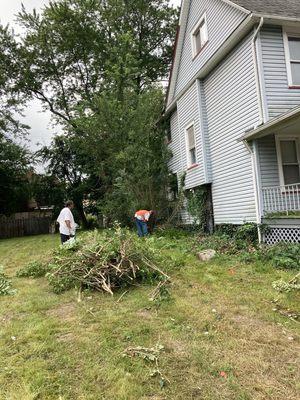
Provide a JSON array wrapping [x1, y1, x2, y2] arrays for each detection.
[[241, 18, 264, 240], [251, 17, 265, 126]]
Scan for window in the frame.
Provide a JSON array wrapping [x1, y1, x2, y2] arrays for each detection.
[[186, 124, 197, 167], [276, 137, 300, 186], [284, 31, 300, 86], [191, 14, 208, 58]]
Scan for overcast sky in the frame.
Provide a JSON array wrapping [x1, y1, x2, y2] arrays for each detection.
[[0, 0, 182, 152]]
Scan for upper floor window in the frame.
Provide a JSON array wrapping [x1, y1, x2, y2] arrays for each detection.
[[276, 137, 300, 186], [284, 31, 300, 87], [191, 13, 208, 58], [186, 123, 197, 167]]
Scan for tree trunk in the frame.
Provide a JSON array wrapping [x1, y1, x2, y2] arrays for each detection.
[[75, 200, 88, 228]]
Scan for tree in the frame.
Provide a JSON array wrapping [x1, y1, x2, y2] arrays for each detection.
[[1, 0, 179, 224], [15, 0, 178, 127], [29, 174, 66, 218], [0, 25, 28, 138], [0, 137, 31, 215], [37, 134, 97, 226], [0, 25, 31, 215]]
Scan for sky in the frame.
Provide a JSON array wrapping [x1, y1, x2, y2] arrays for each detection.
[[0, 0, 182, 152]]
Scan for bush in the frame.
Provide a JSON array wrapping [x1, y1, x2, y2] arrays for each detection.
[[0, 266, 16, 296], [84, 214, 99, 230], [17, 261, 49, 278], [240, 243, 300, 270], [46, 226, 171, 294]]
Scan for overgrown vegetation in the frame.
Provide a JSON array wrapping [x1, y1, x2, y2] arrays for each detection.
[[194, 224, 299, 272], [0, 266, 16, 296], [16, 260, 49, 279]]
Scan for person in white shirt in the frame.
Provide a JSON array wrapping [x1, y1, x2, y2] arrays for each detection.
[[57, 200, 76, 244]]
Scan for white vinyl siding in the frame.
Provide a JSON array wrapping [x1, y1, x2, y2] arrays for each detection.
[[257, 135, 280, 188], [177, 82, 206, 189], [173, 0, 246, 98], [260, 26, 300, 119], [203, 33, 259, 224], [168, 110, 181, 174]]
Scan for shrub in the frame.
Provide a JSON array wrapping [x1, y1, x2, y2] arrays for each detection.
[[241, 243, 300, 270], [17, 261, 49, 278], [0, 266, 16, 296], [266, 243, 300, 270]]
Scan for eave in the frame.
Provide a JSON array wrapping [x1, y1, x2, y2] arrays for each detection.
[[239, 105, 300, 142]]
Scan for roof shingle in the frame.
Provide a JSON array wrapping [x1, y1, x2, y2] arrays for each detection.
[[230, 0, 300, 19]]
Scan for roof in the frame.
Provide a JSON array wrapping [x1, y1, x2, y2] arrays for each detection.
[[229, 0, 300, 20], [239, 105, 300, 141], [166, 0, 300, 110]]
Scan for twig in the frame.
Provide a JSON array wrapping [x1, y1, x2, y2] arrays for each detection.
[[117, 290, 129, 303]]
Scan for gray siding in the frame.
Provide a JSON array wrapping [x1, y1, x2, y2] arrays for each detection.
[[203, 33, 259, 224], [174, 0, 246, 98], [257, 135, 280, 188], [168, 110, 181, 173], [177, 81, 205, 189], [261, 26, 300, 119]]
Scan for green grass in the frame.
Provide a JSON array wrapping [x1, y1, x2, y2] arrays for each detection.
[[0, 233, 299, 400]]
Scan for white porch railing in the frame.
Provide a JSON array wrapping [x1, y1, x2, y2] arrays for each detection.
[[262, 183, 300, 215]]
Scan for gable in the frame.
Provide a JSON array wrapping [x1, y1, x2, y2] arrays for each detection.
[[167, 0, 248, 107]]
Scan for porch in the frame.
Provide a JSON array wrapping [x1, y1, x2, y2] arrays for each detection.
[[241, 106, 300, 243], [262, 182, 300, 217]]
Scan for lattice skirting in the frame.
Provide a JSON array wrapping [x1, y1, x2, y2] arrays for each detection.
[[264, 227, 300, 245]]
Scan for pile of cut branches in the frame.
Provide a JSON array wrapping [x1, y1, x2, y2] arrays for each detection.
[[47, 226, 170, 294]]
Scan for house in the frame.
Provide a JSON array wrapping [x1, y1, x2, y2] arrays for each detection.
[[166, 0, 300, 244]]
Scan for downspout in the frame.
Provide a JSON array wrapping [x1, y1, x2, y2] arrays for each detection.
[[244, 17, 264, 242], [252, 17, 265, 126]]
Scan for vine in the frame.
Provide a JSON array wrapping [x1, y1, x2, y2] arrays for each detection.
[[186, 185, 211, 232]]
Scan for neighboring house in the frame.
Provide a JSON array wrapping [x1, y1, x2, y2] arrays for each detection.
[[166, 0, 300, 244]]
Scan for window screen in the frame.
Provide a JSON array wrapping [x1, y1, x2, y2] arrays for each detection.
[[280, 140, 300, 185]]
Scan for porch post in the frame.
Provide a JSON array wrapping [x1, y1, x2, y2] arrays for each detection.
[[243, 139, 263, 242], [253, 140, 263, 221]]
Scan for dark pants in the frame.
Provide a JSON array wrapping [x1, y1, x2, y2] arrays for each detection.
[[135, 218, 148, 237], [60, 234, 74, 244]]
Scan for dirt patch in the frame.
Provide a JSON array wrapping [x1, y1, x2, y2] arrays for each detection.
[[46, 303, 76, 322], [166, 339, 188, 356], [136, 308, 154, 320], [1, 313, 14, 324], [56, 332, 76, 343]]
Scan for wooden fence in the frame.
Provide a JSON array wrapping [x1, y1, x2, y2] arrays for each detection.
[[0, 217, 52, 239]]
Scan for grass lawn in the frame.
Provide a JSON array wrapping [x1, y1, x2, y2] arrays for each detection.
[[0, 233, 299, 400]]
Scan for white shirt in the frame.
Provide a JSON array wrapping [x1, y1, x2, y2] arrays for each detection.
[[57, 207, 76, 235]]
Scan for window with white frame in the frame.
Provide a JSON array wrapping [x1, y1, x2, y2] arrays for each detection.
[[276, 137, 300, 185], [191, 14, 208, 58], [284, 32, 300, 86], [186, 124, 197, 167]]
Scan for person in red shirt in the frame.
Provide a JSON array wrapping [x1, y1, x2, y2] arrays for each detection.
[[134, 209, 152, 237]]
